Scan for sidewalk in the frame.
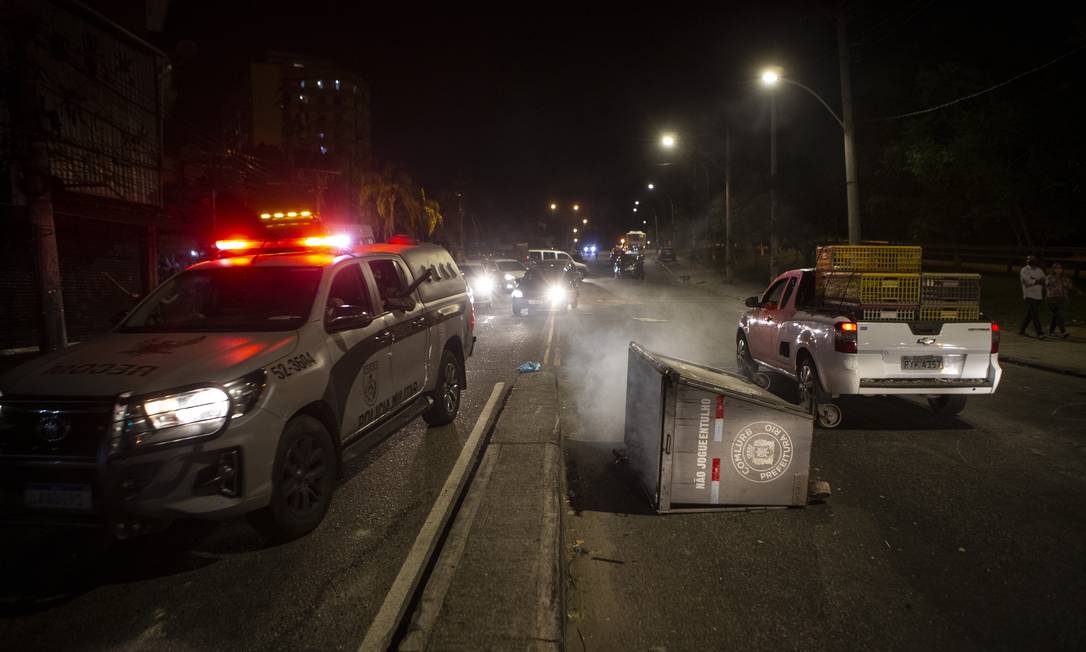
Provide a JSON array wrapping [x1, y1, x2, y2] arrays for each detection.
[[654, 258, 764, 301], [400, 371, 563, 650], [998, 328, 1086, 378]]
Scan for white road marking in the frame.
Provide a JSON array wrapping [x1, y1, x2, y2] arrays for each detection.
[[358, 382, 506, 652], [632, 317, 669, 323], [542, 311, 556, 365]]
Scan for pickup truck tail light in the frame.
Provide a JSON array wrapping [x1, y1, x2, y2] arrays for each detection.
[[468, 299, 476, 332], [991, 322, 1000, 354], [834, 321, 858, 354]]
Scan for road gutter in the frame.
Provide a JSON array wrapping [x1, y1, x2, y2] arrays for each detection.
[[359, 382, 507, 652]]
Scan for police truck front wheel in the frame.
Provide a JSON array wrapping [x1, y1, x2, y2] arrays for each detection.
[[423, 349, 462, 426], [248, 415, 337, 542]]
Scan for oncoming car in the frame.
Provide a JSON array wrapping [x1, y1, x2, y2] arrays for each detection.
[[0, 239, 475, 541], [511, 263, 579, 315], [491, 258, 527, 292], [459, 262, 495, 308]]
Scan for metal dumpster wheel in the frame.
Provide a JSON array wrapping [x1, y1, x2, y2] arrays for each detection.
[[736, 332, 755, 378], [799, 357, 841, 429], [927, 395, 967, 416]]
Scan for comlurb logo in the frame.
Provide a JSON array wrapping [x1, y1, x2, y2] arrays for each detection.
[[731, 421, 793, 483]]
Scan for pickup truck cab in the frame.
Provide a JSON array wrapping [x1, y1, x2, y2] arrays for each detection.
[[737, 269, 1001, 428], [0, 240, 474, 541]]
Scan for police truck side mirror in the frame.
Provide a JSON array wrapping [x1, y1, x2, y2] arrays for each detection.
[[745, 296, 760, 308], [327, 305, 374, 332]]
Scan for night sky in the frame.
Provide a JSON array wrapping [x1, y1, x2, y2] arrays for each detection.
[[149, 1, 1084, 243]]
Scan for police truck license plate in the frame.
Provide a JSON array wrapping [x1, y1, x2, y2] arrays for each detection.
[[24, 483, 93, 510], [902, 356, 943, 370]]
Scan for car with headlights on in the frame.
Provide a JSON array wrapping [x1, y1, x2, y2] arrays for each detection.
[[511, 262, 579, 315], [459, 262, 495, 309], [0, 239, 475, 541], [490, 258, 528, 293], [613, 252, 645, 279]]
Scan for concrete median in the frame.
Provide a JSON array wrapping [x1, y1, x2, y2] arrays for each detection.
[[400, 370, 563, 650]]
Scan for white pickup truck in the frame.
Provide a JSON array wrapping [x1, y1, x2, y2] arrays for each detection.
[[737, 269, 1002, 428]]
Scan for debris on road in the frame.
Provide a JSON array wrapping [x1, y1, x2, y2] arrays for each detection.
[[518, 361, 542, 372], [809, 480, 832, 501]]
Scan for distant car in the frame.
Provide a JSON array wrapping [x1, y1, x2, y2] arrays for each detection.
[[512, 263, 580, 315], [459, 262, 495, 307], [658, 247, 676, 262], [526, 249, 588, 280], [490, 258, 528, 292], [613, 252, 645, 280]]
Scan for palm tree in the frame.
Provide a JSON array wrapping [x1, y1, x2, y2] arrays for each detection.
[[358, 164, 415, 240], [417, 187, 443, 239]]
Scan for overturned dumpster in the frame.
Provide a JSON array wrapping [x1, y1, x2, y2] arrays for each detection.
[[624, 342, 814, 512]]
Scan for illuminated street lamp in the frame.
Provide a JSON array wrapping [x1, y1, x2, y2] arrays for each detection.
[[573, 228, 578, 233], [761, 65, 860, 248], [582, 218, 588, 225], [634, 200, 639, 206], [660, 133, 676, 149], [573, 204, 580, 212], [647, 183, 654, 190], [549, 202, 557, 211]]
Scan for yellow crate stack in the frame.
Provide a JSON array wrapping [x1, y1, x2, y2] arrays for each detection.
[[920, 273, 982, 321], [816, 245, 922, 320], [816, 245, 922, 274]]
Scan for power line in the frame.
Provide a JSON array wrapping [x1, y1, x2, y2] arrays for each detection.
[[874, 43, 1086, 121]]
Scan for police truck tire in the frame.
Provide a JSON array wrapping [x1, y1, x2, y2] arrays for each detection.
[[423, 349, 461, 426], [928, 395, 967, 416], [248, 415, 337, 543]]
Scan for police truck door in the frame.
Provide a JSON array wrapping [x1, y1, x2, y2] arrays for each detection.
[[322, 261, 394, 439], [368, 258, 430, 405]]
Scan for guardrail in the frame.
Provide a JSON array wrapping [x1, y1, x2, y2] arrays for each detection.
[[922, 245, 1086, 278]]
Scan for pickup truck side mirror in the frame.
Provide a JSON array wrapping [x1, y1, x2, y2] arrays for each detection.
[[744, 296, 760, 308], [326, 305, 374, 332]]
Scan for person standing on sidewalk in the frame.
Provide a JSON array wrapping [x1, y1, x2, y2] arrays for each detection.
[[1045, 263, 1080, 339], [1019, 255, 1047, 339]]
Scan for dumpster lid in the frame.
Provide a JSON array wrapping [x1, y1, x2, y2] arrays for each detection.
[[630, 341, 812, 419]]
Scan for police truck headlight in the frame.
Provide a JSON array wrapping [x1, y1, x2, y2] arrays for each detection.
[[546, 285, 567, 305], [113, 384, 236, 455], [225, 369, 267, 418]]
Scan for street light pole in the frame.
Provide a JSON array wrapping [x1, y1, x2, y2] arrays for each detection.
[[724, 126, 733, 281], [838, 11, 862, 244], [769, 92, 778, 279]]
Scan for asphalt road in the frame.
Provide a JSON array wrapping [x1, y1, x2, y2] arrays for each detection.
[[0, 293, 547, 650], [4, 257, 1084, 650], [561, 258, 1086, 650]]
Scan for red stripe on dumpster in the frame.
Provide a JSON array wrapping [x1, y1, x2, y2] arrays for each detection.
[[715, 395, 725, 419], [711, 458, 720, 482]]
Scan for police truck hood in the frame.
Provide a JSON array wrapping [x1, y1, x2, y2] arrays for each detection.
[[1, 331, 299, 397]]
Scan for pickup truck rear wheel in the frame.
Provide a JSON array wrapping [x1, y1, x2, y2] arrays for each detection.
[[927, 395, 967, 416], [423, 348, 462, 426], [799, 357, 842, 429]]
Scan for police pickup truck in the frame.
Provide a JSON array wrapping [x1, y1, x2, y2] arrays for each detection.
[[737, 268, 1001, 429], [0, 237, 475, 541]]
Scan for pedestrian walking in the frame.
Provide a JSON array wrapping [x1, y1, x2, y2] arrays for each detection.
[[1019, 255, 1047, 339], [1045, 262, 1080, 339]]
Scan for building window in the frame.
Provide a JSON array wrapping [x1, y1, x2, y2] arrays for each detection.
[[334, 79, 341, 90], [316, 79, 324, 89], [300, 79, 306, 88], [319, 145, 328, 155]]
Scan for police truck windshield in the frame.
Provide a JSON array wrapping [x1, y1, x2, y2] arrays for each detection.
[[120, 267, 323, 332]]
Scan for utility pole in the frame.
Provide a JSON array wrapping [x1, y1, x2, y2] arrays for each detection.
[[724, 126, 733, 281], [15, 19, 67, 351], [838, 10, 862, 244], [769, 93, 778, 279]]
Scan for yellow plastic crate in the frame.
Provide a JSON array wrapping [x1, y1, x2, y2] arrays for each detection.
[[921, 273, 981, 304], [823, 273, 920, 304], [919, 305, 981, 321], [816, 245, 922, 273]]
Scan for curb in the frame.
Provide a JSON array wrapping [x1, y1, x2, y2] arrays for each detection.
[[999, 355, 1086, 379]]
